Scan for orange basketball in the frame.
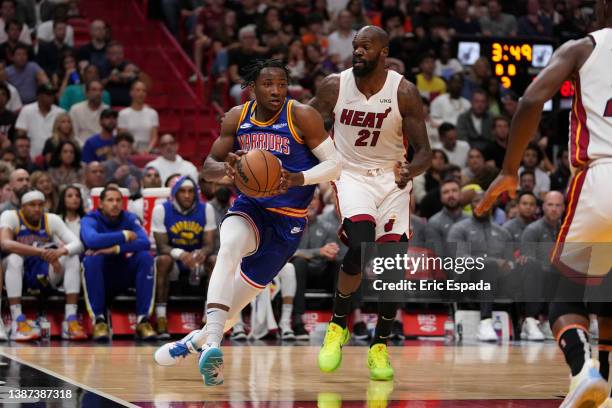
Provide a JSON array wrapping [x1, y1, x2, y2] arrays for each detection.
[[234, 150, 282, 198]]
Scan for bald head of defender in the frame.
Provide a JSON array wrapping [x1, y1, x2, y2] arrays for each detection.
[[352, 26, 389, 77]]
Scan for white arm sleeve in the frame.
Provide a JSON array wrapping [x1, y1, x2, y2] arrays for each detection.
[[48, 214, 84, 255], [302, 137, 341, 186], [0, 211, 19, 230], [151, 204, 167, 234], [204, 204, 217, 232]]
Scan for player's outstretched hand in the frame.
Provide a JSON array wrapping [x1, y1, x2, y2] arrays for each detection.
[[474, 173, 519, 216], [394, 161, 411, 189], [224, 150, 246, 180]]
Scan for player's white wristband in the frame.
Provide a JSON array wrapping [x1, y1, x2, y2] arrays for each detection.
[[302, 137, 341, 186], [170, 248, 185, 260]]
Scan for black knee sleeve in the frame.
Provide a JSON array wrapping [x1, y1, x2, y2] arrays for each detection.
[[341, 219, 376, 276], [549, 302, 589, 326]]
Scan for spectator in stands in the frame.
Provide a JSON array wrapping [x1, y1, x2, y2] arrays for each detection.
[[518, 191, 564, 341], [291, 192, 343, 340], [438, 122, 470, 170], [0, 175, 9, 203], [80, 186, 156, 341], [0, 82, 15, 145], [82, 161, 105, 210], [56, 184, 85, 238], [7, 44, 49, 105], [518, 0, 553, 38], [484, 116, 510, 170], [480, 0, 518, 37], [0, 146, 15, 166], [449, 0, 481, 35], [69, 80, 107, 145], [421, 97, 440, 148], [501, 90, 519, 119], [36, 5, 74, 47], [30, 170, 57, 210], [430, 74, 470, 128], [0, 1, 31, 45], [434, 42, 464, 81], [127, 166, 162, 222], [462, 147, 487, 183], [413, 149, 448, 205], [48, 140, 83, 187], [550, 148, 570, 192], [52, 52, 80, 99], [519, 143, 550, 199], [117, 81, 158, 153], [416, 52, 446, 102], [456, 89, 493, 150], [36, 18, 72, 78], [346, 0, 371, 29], [327, 10, 356, 70], [419, 164, 462, 219], [192, 0, 224, 78], [462, 57, 490, 100], [413, 0, 436, 39], [60, 63, 111, 111], [82, 108, 116, 164], [519, 169, 537, 195], [503, 191, 537, 248], [0, 157, 12, 177], [0, 60, 22, 112], [145, 133, 198, 185], [77, 20, 108, 72], [0, 19, 33, 66], [0, 167, 27, 213], [228, 25, 263, 105], [42, 113, 77, 166], [486, 76, 503, 116], [447, 192, 514, 342], [236, 0, 260, 29], [0, 188, 85, 341], [152, 175, 216, 338], [13, 133, 38, 173], [426, 178, 467, 257], [100, 42, 142, 107], [102, 132, 142, 195], [15, 83, 64, 157]]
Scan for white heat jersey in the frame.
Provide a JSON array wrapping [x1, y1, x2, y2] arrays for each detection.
[[333, 68, 405, 170], [570, 28, 612, 168]]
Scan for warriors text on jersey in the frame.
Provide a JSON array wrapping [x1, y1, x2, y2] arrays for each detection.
[[570, 28, 612, 168], [234, 98, 318, 217], [332, 68, 405, 170]]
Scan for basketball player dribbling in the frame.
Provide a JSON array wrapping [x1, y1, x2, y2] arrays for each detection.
[[154, 59, 341, 386], [476, 1, 612, 406], [309, 26, 432, 381]]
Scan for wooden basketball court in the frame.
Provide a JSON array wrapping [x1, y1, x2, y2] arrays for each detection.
[[0, 341, 573, 407]]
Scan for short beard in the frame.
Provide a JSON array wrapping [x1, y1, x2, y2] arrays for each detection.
[[352, 58, 377, 77], [444, 202, 461, 211]]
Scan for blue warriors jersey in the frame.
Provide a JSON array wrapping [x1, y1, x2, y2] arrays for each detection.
[[234, 98, 319, 217], [14, 211, 52, 247], [162, 200, 206, 252]]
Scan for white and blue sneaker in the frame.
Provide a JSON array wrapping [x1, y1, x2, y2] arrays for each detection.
[[199, 342, 224, 386], [560, 359, 609, 408], [154, 330, 201, 366]]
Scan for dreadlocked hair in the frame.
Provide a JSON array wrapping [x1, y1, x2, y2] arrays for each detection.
[[240, 59, 290, 89]]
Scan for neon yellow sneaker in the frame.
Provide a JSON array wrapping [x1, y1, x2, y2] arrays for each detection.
[[317, 392, 342, 408], [367, 344, 394, 381], [366, 379, 394, 408], [318, 322, 350, 372]]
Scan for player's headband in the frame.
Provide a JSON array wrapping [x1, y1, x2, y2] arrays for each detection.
[[21, 190, 45, 205]]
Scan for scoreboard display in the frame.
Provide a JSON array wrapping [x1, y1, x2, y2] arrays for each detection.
[[456, 37, 555, 95]]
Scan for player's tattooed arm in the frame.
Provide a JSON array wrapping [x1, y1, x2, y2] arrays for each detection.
[[308, 74, 340, 130], [396, 79, 432, 189], [201, 105, 245, 182], [153, 232, 173, 256], [475, 37, 593, 215]]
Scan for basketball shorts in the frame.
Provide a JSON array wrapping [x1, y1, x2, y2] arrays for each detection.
[[552, 159, 612, 277], [223, 197, 306, 288], [332, 167, 412, 241], [23, 257, 60, 292]]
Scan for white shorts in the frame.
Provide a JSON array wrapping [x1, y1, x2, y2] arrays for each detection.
[[552, 159, 612, 277], [332, 167, 411, 241]]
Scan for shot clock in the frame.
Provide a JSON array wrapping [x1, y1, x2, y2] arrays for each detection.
[[456, 37, 555, 95]]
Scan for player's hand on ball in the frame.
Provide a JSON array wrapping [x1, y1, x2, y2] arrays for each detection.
[[224, 150, 246, 179], [394, 161, 411, 189], [273, 169, 303, 195]]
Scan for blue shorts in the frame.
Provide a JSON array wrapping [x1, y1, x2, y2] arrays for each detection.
[[225, 197, 306, 288], [23, 257, 52, 292]]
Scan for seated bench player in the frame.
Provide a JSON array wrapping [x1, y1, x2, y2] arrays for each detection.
[[0, 189, 85, 341], [80, 186, 156, 341], [152, 175, 216, 338]]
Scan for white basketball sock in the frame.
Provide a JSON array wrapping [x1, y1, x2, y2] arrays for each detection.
[[156, 304, 167, 318], [10, 304, 22, 320], [280, 304, 293, 330], [65, 303, 77, 318]]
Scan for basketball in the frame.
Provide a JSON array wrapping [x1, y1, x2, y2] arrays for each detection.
[[234, 149, 282, 197]]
